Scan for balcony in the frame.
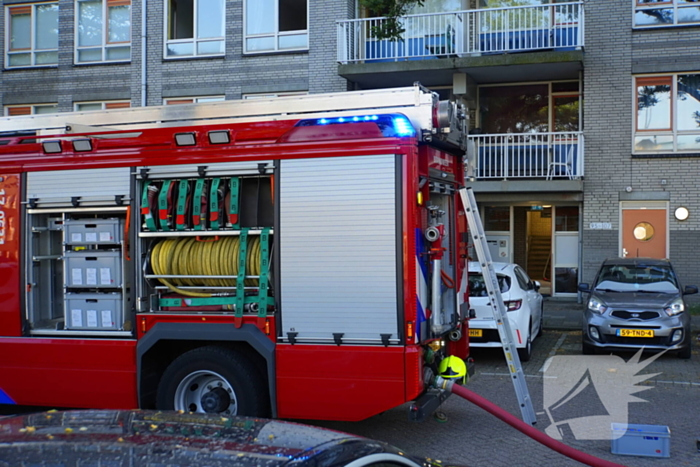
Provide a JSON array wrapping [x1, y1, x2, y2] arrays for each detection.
[[338, 2, 583, 64], [467, 131, 584, 182]]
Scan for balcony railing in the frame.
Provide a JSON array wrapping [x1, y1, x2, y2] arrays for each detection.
[[337, 2, 583, 64], [466, 132, 584, 180]]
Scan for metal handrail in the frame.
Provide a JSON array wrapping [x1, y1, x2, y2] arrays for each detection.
[[466, 131, 584, 180], [337, 2, 583, 63]]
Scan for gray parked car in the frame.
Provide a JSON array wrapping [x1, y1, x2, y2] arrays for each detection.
[[578, 257, 697, 359]]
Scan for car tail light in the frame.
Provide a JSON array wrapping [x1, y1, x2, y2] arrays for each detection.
[[505, 299, 522, 311]]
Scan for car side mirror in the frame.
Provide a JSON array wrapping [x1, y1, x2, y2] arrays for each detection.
[[578, 283, 591, 293], [533, 280, 541, 291], [684, 285, 698, 295]]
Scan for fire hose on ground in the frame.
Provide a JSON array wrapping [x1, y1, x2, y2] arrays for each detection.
[[435, 377, 628, 467]]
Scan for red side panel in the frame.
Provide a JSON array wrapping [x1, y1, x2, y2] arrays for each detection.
[[0, 338, 137, 408], [0, 174, 21, 337], [276, 344, 406, 421]]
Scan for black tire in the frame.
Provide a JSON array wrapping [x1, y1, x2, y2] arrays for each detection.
[[677, 336, 691, 360], [518, 323, 532, 362], [536, 305, 544, 338], [156, 346, 268, 417], [582, 339, 596, 355]]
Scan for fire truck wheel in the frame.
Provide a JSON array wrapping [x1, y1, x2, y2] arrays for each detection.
[[156, 346, 267, 417]]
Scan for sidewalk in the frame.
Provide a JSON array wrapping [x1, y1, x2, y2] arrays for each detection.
[[543, 297, 700, 332]]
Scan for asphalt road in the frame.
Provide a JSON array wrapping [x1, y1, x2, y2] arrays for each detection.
[[306, 324, 700, 467]]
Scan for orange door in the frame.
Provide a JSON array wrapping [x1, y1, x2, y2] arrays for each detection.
[[621, 209, 667, 259]]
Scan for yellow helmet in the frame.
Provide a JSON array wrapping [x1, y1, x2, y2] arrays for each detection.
[[438, 356, 467, 384]]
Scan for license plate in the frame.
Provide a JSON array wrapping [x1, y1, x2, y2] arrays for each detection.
[[469, 329, 483, 337], [616, 328, 654, 338]]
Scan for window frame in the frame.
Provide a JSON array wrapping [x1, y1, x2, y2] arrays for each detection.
[[74, 100, 131, 111], [4, 104, 58, 116], [74, 0, 132, 64], [633, 73, 700, 154], [242, 91, 308, 99], [5, 2, 59, 69], [163, 96, 226, 105], [243, 0, 309, 54], [634, 0, 700, 28], [163, 0, 226, 59]]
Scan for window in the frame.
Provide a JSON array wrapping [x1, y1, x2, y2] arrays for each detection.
[[635, 0, 700, 28], [5, 2, 58, 68], [74, 101, 130, 111], [76, 0, 131, 63], [165, 0, 225, 57], [5, 104, 58, 116], [245, 0, 308, 53], [242, 91, 308, 99], [634, 74, 700, 153], [164, 96, 225, 105]]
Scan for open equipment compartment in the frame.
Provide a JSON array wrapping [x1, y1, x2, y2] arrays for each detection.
[[25, 208, 130, 335], [136, 162, 275, 319]]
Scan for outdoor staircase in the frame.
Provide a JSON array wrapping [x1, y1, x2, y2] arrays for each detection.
[[527, 236, 551, 281]]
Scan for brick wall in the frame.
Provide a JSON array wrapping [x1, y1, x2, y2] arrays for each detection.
[[0, 0, 353, 110], [582, 0, 700, 283]]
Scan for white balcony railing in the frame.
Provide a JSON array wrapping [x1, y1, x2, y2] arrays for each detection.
[[466, 132, 584, 180], [337, 2, 583, 64]]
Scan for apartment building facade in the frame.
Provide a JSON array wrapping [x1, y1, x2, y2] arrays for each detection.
[[337, 0, 700, 296], [0, 0, 351, 114], [3, 0, 700, 296]]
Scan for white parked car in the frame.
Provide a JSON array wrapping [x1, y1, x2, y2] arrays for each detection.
[[467, 262, 544, 361]]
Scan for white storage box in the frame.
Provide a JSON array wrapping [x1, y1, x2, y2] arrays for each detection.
[[64, 218, 122, 245], [64, 250, 122, 288], [65, 293, 123, 330], [611, 423, 670, 458]]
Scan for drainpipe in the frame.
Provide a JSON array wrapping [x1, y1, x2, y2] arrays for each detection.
[[141, 0, 148, 106]]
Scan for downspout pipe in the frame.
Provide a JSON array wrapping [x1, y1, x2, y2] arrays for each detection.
[[436, 378, 628, 467], [141, 0, 147, 106]]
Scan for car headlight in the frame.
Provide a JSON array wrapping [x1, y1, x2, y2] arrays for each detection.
[[664, 298, 685, 316], [587, 296, 608, 314]]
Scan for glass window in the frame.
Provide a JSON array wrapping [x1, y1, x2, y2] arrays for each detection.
[[165, 0, 224, 57], [635, 0, 700, 27], [76, 0, 131, 63], [6, 3, 58, 68], [5, 104, 58, 116], [75, 101, 130, 111], [484, 206, 510, 231], [554, 206, 578, 231], [164, 96, 225, 104], [479, 84, 549, 134], [468, 272, 510, 296], [245, 0, 308, 53], [634, 73, 700, 153]]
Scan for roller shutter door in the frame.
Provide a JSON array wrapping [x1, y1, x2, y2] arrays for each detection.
[[279, 154, 399, 344]]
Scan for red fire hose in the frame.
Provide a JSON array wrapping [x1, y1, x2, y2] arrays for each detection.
[[444, 381, 628, 467]]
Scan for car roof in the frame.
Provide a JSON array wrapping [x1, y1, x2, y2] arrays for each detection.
[[0, 410, 421, 467], [468, 261, 512, 273], [601, 257, 672, 267]]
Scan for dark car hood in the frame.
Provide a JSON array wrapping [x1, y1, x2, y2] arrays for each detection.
[[0, 410, 370, 466], [593, 290, 678, 309]]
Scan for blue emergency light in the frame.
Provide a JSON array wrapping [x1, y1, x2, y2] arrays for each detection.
[[296, 114, 416, 138]]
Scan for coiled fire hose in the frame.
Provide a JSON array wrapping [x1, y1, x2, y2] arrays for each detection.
[[436, 378, 628, 467], [150, 236, 261, 297]]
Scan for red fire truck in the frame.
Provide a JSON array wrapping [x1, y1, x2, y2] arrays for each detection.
[[0, 85, 472, 422]]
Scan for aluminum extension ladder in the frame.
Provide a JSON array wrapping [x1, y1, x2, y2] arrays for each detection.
[[460, 187, 537, 425]]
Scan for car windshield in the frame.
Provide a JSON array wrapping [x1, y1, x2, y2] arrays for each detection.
[[594, 264, 679, 293], [469, 273, 511, 296]]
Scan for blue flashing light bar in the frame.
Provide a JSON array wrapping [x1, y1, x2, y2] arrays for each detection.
[[295, 113, 416, 138]]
